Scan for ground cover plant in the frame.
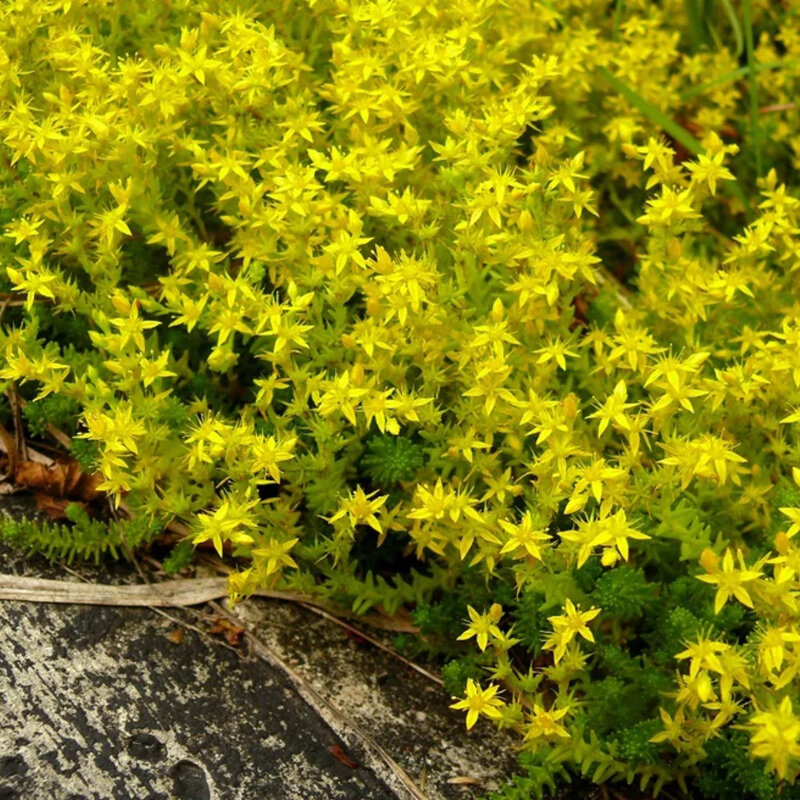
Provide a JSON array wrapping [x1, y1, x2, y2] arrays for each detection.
[[2, 0, 800, 797]]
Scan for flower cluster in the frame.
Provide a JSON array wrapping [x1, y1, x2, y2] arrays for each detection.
[[2, 0, 800, 797]]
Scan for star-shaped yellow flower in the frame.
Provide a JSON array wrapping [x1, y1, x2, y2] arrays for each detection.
[[450, 679, 504, 730]]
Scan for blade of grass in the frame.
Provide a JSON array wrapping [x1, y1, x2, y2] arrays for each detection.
[[742, 0, 762, 176], [684, 0, 708, 52], [597, 66, 751, 215], [719, 0, 744, 58], [680, 59, 799, 101], [599, 67, 704, 156], [612, 0, 625, 40]]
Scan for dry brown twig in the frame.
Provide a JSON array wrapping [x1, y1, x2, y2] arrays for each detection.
[[0, 573, 418, 632], [6, 386, 28, 464], [759, 102, 796, 114]]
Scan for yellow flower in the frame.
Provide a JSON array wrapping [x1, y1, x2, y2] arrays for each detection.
[[523, 703, 570, 742], [757, 626, 800, 674], [89, 202, 133, 248], [650, 706, 687, 746], [685, 144, 736, 196], [450, 678, 504, 730], [697, 548, 763, 613], [251, 435, 296, 483], [457, 604, 504, 651], [588, 509, 650, 564], [140, 351, 176, 387], [169, 295, 208, 332], [326, 486, 388, 534], [780, 506, 800, 539], [675, 636, 729, 677], [110, 302, 160, 351], [499, 512, 550, 561], [534, 337, 579, 371], [588, 380, 638, 435], [674, 669, 716, 709], [716, 647, 751, 699], [660, 434, 748, 488], [446, 427, 491, 463], [748, 696, 800, 778], [637, 185, 700, 226], [5, 265, 58, 310], [315, 371, 370, 426], [408, 479, 482, 524], [192, 497, 258, 557], [252, 537, 300, 577], [544, 599, 601, 663], [4, 214, 44, 245]]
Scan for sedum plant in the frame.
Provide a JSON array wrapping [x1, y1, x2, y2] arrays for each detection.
[[2, 0, 800, 796]]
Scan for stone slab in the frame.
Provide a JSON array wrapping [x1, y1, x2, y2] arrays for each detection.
[[0, 495, 521, 800], [0, 596, 398, 800]]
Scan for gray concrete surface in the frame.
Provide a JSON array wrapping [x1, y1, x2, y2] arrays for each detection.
[[0, 497, 518, 800], [0, 575, 398, 800]]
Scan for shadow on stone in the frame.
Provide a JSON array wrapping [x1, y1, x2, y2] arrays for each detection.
[[169, 760, 210, 800]]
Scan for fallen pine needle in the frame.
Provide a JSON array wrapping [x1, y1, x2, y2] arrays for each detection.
[[297, 601, 443, 687], [447, 776, 483, 786]]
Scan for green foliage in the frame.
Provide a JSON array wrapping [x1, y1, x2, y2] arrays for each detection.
[[68, 438, 101, 472], [360, 434, 424, 487], [0, 505, 122, 564], [615, 719, 664, 767], [486, 751, 571, 800], [651, 606, 704, 665], [22, 393, 80, 437], [591, 566, 654, 618], [511, 589, 550, 655], [162, 539, 196, 575], [0, 504, 164, 564], [441, 657, 485, 697], [697, 732, 798, 800]]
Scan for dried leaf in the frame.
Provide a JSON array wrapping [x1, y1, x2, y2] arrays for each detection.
[[447, 777, 483, 786], [208, 617, 245, 646], [0, 436, 53, 466], [14, 459, 102, 503], [0, 424, 16, 476], [167, 628, 185, 645], [33, 494, 88, 521], [6, 387, 27, 463], [329, 744, 358, 769]]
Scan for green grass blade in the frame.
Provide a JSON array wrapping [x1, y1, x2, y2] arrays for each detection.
[[597, 66, 751, 214], [684, 0, 708, 52], [680, 59, 799, 102], [719, 0, 744, 58], [681, 65, 749, 101], [598, 67, 703, 156], [742, 0, 762, 176], [612, 0, 625, 40]]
